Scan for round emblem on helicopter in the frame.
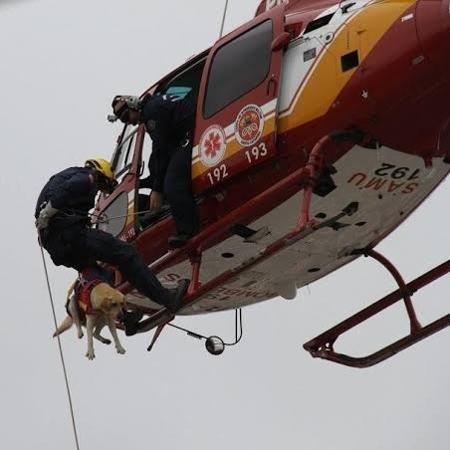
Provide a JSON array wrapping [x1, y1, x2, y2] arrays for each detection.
[[199, 125, 227, 167], [235, 104, 265, 147]]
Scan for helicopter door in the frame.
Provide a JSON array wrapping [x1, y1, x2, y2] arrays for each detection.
[[191, 4, 288, 193], [96, 124, 144, 242]]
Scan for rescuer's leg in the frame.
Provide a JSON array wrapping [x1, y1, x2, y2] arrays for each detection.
[[76, 228, 188, 312], [165, 147, 199, 248], [39, 228, 87, 269]]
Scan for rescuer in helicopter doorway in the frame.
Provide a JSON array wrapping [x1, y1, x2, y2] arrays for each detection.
[[35, 158, 189, 332], [111, 93, 200, 249]]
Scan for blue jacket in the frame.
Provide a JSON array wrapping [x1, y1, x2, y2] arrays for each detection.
[[35, 167, 99, 228]]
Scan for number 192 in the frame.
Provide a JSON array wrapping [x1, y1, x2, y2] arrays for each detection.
[[206, 164, 228, 185]]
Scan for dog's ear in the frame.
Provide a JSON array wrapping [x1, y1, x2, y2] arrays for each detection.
[[110, 289, 125, 307], [101, 295, 124, 312]]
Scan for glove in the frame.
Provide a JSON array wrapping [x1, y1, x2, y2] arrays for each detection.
[[36, 201, 59, 230]]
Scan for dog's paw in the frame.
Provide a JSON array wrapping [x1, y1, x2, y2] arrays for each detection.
[[116, 346, 126, 355], [77, 331, 84, 339], [86, 350, 96, 360]]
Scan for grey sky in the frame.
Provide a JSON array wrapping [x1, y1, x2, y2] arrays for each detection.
[[1, 1, 449, 449], [0, 0, 34, 8]]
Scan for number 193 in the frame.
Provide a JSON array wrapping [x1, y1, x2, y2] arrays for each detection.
[[245, 142, 267, 164]]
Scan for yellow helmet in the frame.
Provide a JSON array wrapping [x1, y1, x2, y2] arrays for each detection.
[[85, 158, 117, 193], [85, 158, 115, 182]]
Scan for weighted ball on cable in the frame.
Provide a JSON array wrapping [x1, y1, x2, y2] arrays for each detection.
[[205, 336, 225, 355]]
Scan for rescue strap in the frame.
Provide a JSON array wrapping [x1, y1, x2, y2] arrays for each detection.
[[59, 208, 153, 225]]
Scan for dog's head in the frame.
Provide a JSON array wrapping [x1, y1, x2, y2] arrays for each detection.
[[90, 282, 125, 317]]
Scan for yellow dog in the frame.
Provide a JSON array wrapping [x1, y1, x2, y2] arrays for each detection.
[[54, 278, 126, 360]]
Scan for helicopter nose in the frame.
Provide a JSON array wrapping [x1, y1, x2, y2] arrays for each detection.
[[416, 0, 450, 73]]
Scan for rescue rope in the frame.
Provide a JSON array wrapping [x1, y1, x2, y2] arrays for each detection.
[[219, 0, 229, 38], [38, 240, 81, 450], [95, 209, 154, 224], [59, 208, 154, 224]]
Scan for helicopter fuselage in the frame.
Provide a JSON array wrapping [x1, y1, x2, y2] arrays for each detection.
[[97, 0, 450, 315]]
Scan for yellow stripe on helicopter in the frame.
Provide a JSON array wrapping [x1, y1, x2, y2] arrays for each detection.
[[279, 0, 417, 132]]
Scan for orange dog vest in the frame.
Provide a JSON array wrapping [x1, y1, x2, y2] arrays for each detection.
[[78, 280, 102, 315]]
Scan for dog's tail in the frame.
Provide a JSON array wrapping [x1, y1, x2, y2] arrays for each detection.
[[53, 316, 73, 337]]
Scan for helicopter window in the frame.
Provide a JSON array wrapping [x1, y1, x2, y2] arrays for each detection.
[[137, 135, 155, 215], [136, 134, 173, 226], [140, 133, 152, 181], [204, 20, 273, 118], [341, 50, 359, 72], [158, 58, 206, 104], [303, 13, 334, 34], [112, 125, 138, 181], [97, 191, 128, 237]]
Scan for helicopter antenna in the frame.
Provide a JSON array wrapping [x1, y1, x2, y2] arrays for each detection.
[[219, 0, 230, 37]]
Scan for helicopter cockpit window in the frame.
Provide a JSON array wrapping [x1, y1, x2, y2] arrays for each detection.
[[135, 133, 172, 228], [157, 57, 206, 103], [97, 191, 128, 237], [204, 20, 273, 118], [112, 125, 138, 182], [137, 133, 153, 213], [140, 133, 152, 182]]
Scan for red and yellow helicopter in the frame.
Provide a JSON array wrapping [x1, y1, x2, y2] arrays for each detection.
[[95, 0, 450, 366]]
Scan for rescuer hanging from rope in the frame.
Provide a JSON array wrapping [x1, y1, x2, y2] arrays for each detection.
[[35, 158, 189, 333]]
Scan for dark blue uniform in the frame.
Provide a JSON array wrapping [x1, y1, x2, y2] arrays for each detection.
[[140, 93, 199, 237], [35, 167, 171, 306]]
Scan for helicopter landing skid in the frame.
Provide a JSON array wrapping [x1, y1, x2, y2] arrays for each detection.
[[303, 249, 450, 368]]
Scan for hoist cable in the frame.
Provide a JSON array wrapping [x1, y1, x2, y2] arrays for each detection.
[[229, 308, 243, 346], [38, 240, 81, 450], [219, 0, 230, 38], [59, 208, 153, 223], [168, 308, 243, 346]]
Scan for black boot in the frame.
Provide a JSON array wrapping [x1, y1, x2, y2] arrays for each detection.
[[122, 310, 144, 336], [168, 234, 193, 249], [164, 279, 190, 313]]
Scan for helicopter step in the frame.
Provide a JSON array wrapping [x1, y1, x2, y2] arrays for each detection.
[[230, 223, 271, 243]]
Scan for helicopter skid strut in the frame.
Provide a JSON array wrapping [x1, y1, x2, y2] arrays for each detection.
[[303, 251, 450, 368]]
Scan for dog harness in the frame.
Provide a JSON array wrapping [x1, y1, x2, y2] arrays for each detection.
[[78, 279, 102, 315]]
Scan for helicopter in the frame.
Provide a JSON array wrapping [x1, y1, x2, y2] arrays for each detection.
[[93, 0, 450, 367]]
